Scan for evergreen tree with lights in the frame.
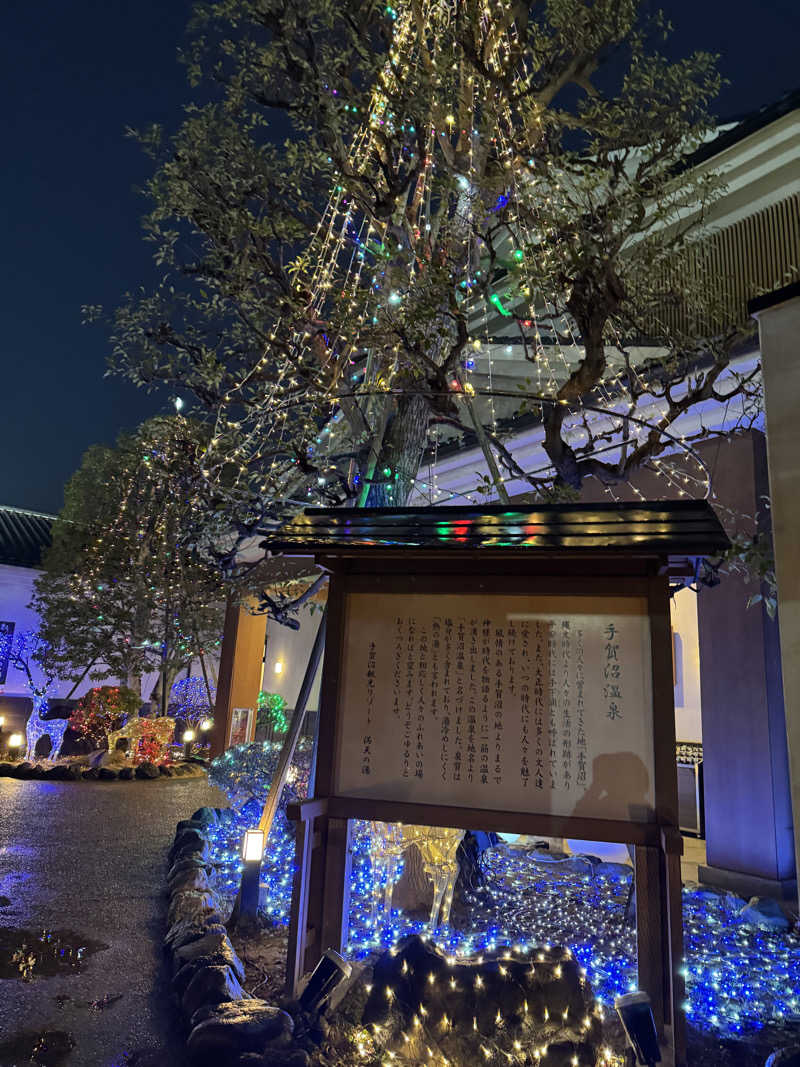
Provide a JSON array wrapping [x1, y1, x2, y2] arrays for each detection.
[[101, 0, 760, 583], [257, 690, 289, 734], [32, 416, 228, 711]]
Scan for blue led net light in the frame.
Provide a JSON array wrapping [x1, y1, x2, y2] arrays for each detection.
[[207, 745, 800, 1038]]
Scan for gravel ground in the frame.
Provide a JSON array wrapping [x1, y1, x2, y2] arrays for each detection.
[[0, 776, 228, 1067]]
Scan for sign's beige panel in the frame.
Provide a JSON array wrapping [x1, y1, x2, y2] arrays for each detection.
[[336, 593, 654, 822]]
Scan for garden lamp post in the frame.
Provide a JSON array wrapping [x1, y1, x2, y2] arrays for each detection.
[[240, 828, 265, 923], [182, 729, 195, 760], [199, 718, 212, 751], [8, 732, 23, 760]]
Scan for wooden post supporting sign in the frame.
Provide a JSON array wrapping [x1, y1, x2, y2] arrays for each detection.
[[209, 598, 267, 758]]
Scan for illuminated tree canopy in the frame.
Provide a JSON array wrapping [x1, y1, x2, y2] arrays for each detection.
[[32, 416, 228, 702], [101, 0, 761, 575]]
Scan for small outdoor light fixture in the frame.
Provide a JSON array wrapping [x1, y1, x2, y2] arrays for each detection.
[[182, 728, 195, 759], [242, 827, 265, 863], [299, 948, 353, 1014], [274, 661, 284, 674], [239, 828, 266, 921], [615, 991, 661, 1065], [199, 718, 213, 732], [8, 732, 23, 754]]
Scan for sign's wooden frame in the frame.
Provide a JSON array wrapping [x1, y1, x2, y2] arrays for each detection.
[[286, 553, 687, 1065]]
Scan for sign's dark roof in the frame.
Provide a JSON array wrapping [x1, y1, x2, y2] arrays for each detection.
[[262, 501, 730, 557], [0, 506, 54, 568]]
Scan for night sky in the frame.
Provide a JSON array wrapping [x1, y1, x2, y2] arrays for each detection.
[[3, 0, 799, 515]]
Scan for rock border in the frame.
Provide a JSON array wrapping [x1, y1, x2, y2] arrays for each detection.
[[164, 807, 303, 1067], [0, 759, 208, 783]]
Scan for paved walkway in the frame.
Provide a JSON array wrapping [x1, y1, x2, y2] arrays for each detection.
[[0, 776, 228, 1067]]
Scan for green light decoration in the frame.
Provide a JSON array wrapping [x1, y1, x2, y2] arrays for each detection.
[[257, 690, 289, 733], [489, 292, 513, 317], [513, 248, 525, 262]]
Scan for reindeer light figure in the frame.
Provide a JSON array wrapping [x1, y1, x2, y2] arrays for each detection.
[[369, 822, 465, 932], [0, 631, 67, 760], [106, 712, 176, 761], [25, 698, 69, 761]]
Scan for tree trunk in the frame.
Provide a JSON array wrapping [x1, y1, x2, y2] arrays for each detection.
[[542, 326, 607, 489], [160, 667, 169, 718], [198, 651, 214, 708], [366, 392, 430, 506], [64, 659, 98, 700]]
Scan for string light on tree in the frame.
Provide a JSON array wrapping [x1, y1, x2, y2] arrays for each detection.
[[105, 0, 758, 545], [257, 691, 289, 734]]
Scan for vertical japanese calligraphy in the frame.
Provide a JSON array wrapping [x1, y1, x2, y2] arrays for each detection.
[[337, 594, 655, 822], [603, 622, 623, 720], [575, 627, 587, 790], [360, 639, 377, 777]]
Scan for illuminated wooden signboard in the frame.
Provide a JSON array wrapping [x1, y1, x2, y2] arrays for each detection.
[[337, 593, 655, 823], [265, 502, 729, 1067]]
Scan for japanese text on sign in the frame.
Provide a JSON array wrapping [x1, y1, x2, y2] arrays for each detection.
[[336, 593, 655, 822]]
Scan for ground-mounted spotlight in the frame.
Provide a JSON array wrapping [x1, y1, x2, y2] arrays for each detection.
[[8, 732, 23, 759], [615, 991, 661, 1065], [299, 949, 352, 1014]]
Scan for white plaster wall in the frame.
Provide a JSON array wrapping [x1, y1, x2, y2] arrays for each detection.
[[264, 606, 323, 710], [0, 563, 123, 701], [671, 586, 703, 743], [0, 562, 220, 706]]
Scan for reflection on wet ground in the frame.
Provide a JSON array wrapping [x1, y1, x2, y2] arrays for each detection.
[[0, 776, 226, 1065], [0, 928, 108, 981], [0, 1029, 76, 1066]]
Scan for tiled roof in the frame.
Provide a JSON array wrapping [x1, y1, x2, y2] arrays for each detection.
[[687, 87, 800, 169], [0, 506, 55, 568], [261, 501, 730, 558]]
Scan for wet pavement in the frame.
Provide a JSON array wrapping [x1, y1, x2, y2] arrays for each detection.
[[0, 777, 228, 1066]]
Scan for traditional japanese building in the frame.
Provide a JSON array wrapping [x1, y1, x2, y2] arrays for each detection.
[[0, 506, 61, 736]]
